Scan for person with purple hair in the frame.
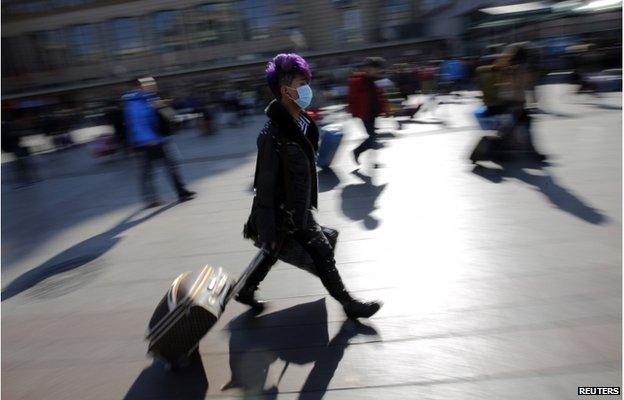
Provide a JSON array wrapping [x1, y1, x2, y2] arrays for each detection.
[[239, 53, 382, 319]]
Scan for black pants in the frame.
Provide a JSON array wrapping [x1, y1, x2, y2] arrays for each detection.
[[138, 142, 186, 203], [353, 118, 377, 156], [242, 212, 351, 303]]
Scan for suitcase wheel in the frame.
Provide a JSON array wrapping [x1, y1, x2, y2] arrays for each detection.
[[162, 347, 200, 372]]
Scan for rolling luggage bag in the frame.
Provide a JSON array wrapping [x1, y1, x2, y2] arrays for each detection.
[[146, 250, 269, 369], [473, 106, 499, 131], [317, 126, 343, 169], [469, 135, 503, 163]]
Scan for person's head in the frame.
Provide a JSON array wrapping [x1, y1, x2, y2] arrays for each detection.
[[494, 52, 513, 69], [266, 53, 312, 109], [135, 76, 157, 93], [504, 44, 529, 66], [361, 57, 386, 79]]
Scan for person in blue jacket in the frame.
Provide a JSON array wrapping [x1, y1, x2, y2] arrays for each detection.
[[123, 77, 196, 207]]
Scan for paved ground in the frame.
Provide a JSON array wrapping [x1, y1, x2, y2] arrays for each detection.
[[2, 85, 621, 399]]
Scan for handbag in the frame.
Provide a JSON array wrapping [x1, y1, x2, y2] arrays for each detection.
[[156, 105, 177, 137], [277, 226, 338, 276]]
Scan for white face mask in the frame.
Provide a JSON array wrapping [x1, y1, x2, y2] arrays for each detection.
[[288, 84, 313, 109]]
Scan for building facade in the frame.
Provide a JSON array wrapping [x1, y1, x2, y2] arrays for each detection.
[[2, 0, 433, 98], [3, 0, 620, 100]]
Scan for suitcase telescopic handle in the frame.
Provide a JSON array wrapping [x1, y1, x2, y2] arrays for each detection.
[[226, 248, 270, 303]]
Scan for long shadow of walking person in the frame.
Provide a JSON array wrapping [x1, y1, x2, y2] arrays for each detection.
[[318, 167, 340, 193], [341, 170, 387, 230], [222, 299, 378, 399], [123, 353, 209, 400], [472, 162, 607, 225], [2, 203, 177, 301]]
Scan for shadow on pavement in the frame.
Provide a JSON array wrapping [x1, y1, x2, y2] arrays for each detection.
[[586, 103, 622, 111], [341, 170, 387, 230], [2, 128, 258, 269], [123, 354, 208, 400], [472, 162, 608, 225], [222, 299, 378, 399], [318, 167, 340, 193], [1, 203, 177, 301]]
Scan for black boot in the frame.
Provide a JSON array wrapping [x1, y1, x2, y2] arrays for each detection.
[[235, 289, 266, 312], [178, 189, 196, 202], [315, 255, 383, 319], [235, 250, 276, 312], [341, 299, 383, 319]]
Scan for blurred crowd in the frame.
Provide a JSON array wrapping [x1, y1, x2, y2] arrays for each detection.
[[1, 36, 621, 188]]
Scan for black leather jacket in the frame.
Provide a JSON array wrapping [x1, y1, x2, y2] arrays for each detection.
[[253, 100, 320, 245]]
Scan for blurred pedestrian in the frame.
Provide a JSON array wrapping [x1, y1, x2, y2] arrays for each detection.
[[438, 58, 468, 95], [417, 61, 439, 94], [394, 63, 417, 99], [42, 108, 70, 151], [347, 57, 389, 165], [2, 114, 38, 187], [475, 54, 507, 117], [240, 53, 382, 319], [123, 77, 196, 208], [471, 45, 547, 162], [105, 100, 128, 153]]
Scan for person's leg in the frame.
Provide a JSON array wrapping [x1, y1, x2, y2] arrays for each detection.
[[518, 111, 546, 159], [293, 214, 381, 318], [160, 142, 195, 200], [353, 118, 377, 164], [236, 246, 279, 311], [139, 146, 158, 206]]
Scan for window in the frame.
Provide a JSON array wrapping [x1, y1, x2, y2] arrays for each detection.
[[278, 11, 300, 24], [151, 10, 187, 53], [110, 18, 144, 56], [239, 0, 276, 40], [187, 3, 242, 47], [383, 0, 410, 14], [68, 24, 101, 64], [283, 27, 306, 49], [380, 0, 412, 40], [32, 30, 69, 70], [342, 9, 364, 42]]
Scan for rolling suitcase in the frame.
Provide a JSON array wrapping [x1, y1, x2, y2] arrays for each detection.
[[473, 106, 499, 131], [317, 125, 343, 169], [469, 135, 503, 163], [145, 250, 269, 369]]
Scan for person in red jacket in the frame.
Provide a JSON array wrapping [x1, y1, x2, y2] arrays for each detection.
[[347, 57, 389, 164]]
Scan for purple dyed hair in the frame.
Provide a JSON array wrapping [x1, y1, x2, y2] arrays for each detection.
[[265, 53, 312, 99]]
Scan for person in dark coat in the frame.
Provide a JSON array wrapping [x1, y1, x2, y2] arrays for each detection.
[[239, 53, 382, 319], [347, 57, 389, 165]]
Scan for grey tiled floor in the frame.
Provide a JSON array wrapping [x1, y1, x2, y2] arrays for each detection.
[[2, 86, 621, 399]]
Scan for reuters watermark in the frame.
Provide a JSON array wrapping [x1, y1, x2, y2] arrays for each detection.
[[578, 387, 621, 396]]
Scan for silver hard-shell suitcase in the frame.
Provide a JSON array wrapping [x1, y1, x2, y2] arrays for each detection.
[[146, 265, 232, 369], [146, 250, 269, 369]]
